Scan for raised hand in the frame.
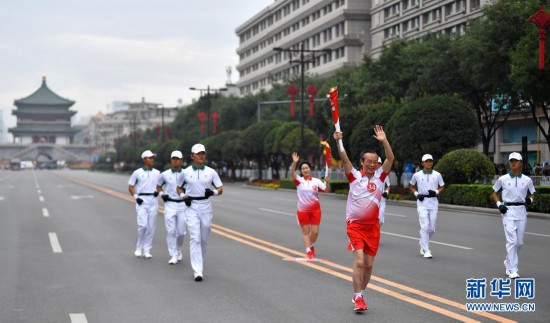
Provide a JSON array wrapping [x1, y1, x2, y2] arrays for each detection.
[[291, 152, 300, 163], [372, 125, 387, 142]]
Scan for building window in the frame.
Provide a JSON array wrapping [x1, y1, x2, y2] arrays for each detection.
[[471, 0, 481, 10]]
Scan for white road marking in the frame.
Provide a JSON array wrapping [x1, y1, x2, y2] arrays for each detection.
[[37, 189, 41, 194], [259, 208, 294, 217], [0, 196, 4, 201], [39, 196, 44, 202], [381, 231, 473, 250], [70, 313, 88, 323], [70, 195, 94, 200], [526, 232, 550, 238], [384, 212, 407, 218], [57, 184, 74, 188], [48, 232, 63, 253], [42, 208, 49, 217]]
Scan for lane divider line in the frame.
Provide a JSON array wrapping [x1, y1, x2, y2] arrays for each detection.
[[42, 208, 50, 217], [48, 232, 63, 253], [60, 174, 513, 323], [381, 231, 473, 250], [69, 313, 88, 323]]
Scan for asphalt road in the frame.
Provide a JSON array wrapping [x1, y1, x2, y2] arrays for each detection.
[[0, 170, 548, 323]]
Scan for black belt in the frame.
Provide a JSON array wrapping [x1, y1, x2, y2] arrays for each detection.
[[138, 192, 156, 196], [166, 197, 184, 203], [424, 195, 438, 198], [188, 196, 209, 201], [505, 202, 525, 206]]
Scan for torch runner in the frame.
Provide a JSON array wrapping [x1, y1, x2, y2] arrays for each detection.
[[328, 86, 345, 152]]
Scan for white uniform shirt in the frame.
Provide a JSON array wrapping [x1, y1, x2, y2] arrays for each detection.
[[346, 167, 387, 224], [492, 173, 536, 220], [128, 167, 161, 204], [380, 176, 391, 205], [158, 168, 186, 206], [410, 170, 444, 209], [293, 175, 326, 212], [181, 164, 223, 213]]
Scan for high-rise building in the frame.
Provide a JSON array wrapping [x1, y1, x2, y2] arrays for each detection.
[[235, 0, 370, 96], [370, 0, 488, 57], [235, 0, 490, 95]]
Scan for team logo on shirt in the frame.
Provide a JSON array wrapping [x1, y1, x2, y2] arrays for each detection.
[[312, 185, 318, 191], [367, 182, 377, 192]]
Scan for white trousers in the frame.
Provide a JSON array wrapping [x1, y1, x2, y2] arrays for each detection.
[[135, 202, 158, 252], [418, 206, 438, 253], [186, 211, 212, 274], [164, 204, 187, 258], [502, 217, 526, 273], [379, 199, 387, 225]]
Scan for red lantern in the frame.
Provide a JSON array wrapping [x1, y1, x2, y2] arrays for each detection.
[[165, 126, 171, 140], [197, 112, 207, 134], [155, 126, 160, 141], [529, 4, 550, 69], [306, 85, 318, 116], [286, 84, 299, 117], [211, 112, 219, 135]]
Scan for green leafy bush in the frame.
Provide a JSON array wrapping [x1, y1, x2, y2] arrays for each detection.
[[435, 149, 496, 184]]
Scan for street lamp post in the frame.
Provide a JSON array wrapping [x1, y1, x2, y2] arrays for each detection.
[[274, 43, 331, 154], [189, 86, 227, 137]]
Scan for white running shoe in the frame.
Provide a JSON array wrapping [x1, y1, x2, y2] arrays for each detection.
[[194, 272, 203, 281], [423, 251, 433, 258], [168, 257, 178, 265], [504, 260, 511, 276], [134, 248, 142, 257], [508, 272, 520, 279], [177, 250, 183, 261], [144, 252, 153, 259]]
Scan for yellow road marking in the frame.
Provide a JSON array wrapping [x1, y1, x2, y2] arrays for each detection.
[[61, 175, 515, 323]]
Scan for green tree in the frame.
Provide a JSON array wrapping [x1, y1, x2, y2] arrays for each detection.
[[455, 0, 533, 155], [435, 149, 496, 184], [510, 0, 550, 156], [388, 95, 479, 163], [241, 120, 283, 180]]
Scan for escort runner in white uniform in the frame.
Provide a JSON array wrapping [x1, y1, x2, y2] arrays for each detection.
[[177, 144, 223, 281], [157, 150, 187, 265], [492, 152, 535, 279], [128, 150, 161, 258], [410, 154, 444, 259], [377, 157, 391, 226]]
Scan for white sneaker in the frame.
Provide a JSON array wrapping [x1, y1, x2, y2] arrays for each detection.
[[194, 272, 203, 281], [134, 248, 142, 257], [144, 252, 153, 259], [508, 272, 520, 279], [177, 250, 183, 261], [168, 257, 178, 265], [504, 260, 511, 276], [423, 251, 433, 258]]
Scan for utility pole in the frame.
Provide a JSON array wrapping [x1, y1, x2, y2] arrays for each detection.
[[274, 43, 331, 154], [189, 86, 227, 137]]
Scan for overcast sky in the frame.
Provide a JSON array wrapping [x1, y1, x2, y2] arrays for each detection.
[[0, 0, 272, 141]]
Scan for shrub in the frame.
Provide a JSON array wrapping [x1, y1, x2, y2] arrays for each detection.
[[435, 149, 496, 184]]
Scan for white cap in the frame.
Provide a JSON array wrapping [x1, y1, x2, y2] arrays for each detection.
[[171, 150, 183, 159], [422, 154, 433, 162], [377, 157, 382, 164], [191, 144, 206, 154], [509, 152, 522, 161], [141, 150, 156, 159]]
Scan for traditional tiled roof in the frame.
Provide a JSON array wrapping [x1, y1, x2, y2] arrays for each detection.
[[14, 77, 75, 106]]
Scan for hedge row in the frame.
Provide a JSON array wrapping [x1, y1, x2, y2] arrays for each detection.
[[440, 184, 550, 214], [279, 180, 549, 214]]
